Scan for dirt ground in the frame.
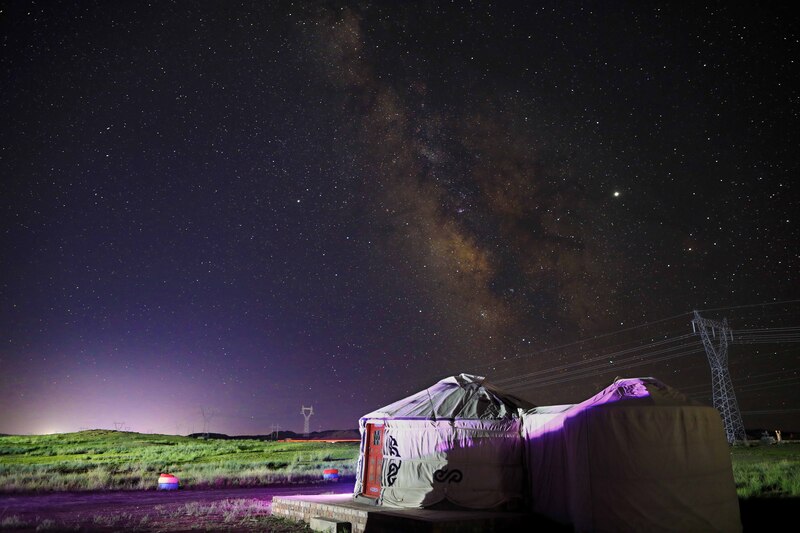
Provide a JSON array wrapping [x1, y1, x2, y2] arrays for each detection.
[[0, 482, 354, 532], [2, 484, 790, 532]]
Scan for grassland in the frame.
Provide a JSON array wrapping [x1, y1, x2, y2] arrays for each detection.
[[730, 441, 800, 498], [0, 432, 797, 531], [1, 430, 798, 499], [0, 430, 359, 492]]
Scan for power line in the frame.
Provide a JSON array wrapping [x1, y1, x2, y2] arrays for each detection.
[[503, 347, 704, 392], [740, 408, 800, 415], [680, 365, 800, 396], [686, 378, 800, 400], [696, 299, 800, 313], [493, 333, 696, 387], [473, 313, 693, 372], [734, 337, 800, 345], [488, 328, 694, 386], [498, 333, 692, 383], [734, 378, 800, 395], [732, 329, 800, 342], [681, 367, 799, 392], [732, 326, 800, 334], [482, 303, 799, 378]]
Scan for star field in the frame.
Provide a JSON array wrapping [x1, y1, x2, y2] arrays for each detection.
[[1, 2, 798, 435]]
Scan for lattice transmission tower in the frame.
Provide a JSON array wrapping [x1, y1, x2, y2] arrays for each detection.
[[692, 310, 746, 443], [301, 405, 314, 437]]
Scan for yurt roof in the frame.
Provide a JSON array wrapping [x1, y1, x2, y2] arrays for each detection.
[[577, 376, 701, 409], [361, 373, 534, 421]]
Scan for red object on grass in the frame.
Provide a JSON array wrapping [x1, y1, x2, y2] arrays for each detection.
[[157, 473, 179, 490]]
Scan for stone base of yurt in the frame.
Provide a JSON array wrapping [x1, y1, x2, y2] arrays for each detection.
[[271, 493, 559, 533]]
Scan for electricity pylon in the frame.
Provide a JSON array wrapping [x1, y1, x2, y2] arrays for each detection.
[[301, 405, 314, 437], [692, 310, 746, 443]]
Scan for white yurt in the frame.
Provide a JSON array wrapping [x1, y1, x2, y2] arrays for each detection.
[[522, 377, 741, 532], [353, 373, 532, 509]]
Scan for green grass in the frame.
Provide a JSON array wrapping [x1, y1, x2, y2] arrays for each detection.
[[730, 442, 800, 498], [2, 430, 798, 499], [0, 430, 359, 492]]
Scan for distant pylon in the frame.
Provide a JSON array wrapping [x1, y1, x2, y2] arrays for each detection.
[[301, 405, 314, 437], [692, 310, 746, 443]]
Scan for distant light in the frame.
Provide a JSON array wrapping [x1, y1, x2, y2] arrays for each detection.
[[613, 191, 620, 197]]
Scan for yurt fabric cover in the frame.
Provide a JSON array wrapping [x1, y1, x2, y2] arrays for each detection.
[[523, 377, 741, 533], [354, 373, 532, 509]]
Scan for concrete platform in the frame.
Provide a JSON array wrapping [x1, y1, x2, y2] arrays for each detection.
[[271, 493, 560, 533]]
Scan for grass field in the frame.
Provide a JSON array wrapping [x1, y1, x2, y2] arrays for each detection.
[[1, 430, 798, 499], [0, 430, 359, 492], [0, 432, 797, 531], [730, 441, 800, 498]]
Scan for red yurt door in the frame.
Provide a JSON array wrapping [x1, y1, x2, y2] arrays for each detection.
[[362, 423, 383, 497]]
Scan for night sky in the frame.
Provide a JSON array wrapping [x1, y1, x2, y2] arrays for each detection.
[[2, 1, 798, 436]]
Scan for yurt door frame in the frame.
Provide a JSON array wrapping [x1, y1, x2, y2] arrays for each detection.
[[362, 422, 383, 498]]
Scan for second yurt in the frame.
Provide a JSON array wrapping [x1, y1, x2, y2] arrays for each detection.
[[523, 377, 741, 532]]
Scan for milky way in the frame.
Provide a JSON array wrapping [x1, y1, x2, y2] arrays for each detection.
[[1, 2, 797, 435]]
